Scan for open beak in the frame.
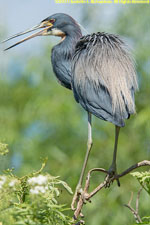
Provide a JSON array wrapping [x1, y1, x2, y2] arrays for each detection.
[[2, 20, 54, 51]]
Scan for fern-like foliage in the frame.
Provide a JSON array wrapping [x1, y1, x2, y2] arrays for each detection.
[[131, 171, 150, 195]]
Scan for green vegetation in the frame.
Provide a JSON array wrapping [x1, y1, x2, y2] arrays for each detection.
[[130, 172, 150, 224], [0, 4, 150, 225], [0, 148, 74, 225], [132, 171, 150, 195]]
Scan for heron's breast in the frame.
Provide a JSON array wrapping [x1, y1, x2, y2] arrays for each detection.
[[51, 50, 72, 89]]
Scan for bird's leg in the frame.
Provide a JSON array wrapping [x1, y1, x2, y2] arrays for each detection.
[[106, 126, 120, 187], [71, 112, 93, 210]]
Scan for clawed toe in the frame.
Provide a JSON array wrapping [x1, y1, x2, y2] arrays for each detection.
[[105, 170, 120, 187], [105, 173, 114, 188]]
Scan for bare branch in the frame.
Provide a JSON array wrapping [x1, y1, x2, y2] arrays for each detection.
[[136, 188, 142, 213], [124, 188, 143, 223], [128, 191, 134, 206], [73, 160, 150, 221], [87, 160, 150, 199], [124, 204, 141, 223]]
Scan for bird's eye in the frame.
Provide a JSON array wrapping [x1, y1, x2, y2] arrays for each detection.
[[49, 19, 55, 24]]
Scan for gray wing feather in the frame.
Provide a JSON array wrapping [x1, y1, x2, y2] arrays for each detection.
[[72, 33, 138, 127]]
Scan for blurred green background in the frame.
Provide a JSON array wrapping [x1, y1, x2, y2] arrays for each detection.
[[0, 3, 150, 225]]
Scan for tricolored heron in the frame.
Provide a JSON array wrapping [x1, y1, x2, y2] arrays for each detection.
[[3, 13, 138, 209]]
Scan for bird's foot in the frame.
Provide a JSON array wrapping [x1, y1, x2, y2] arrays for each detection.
[[105, 166, 120, 188]]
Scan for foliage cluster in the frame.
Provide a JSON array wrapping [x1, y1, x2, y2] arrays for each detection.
[[131, 171, 150, 224], [0, 145, 73, 225], [132, 171, 150, 196]]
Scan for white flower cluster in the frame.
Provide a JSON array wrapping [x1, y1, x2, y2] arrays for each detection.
[[0, 176, 6, 189], [9, 179, 17, 187], [28, 175, 49, 195], [28, 175, 48, 185], [30, 185, 48, 194], [0, 175, 18, 189]]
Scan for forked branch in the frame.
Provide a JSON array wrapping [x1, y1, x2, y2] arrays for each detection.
[[124, 188, 143, 223], [73, 160, 150, 222]]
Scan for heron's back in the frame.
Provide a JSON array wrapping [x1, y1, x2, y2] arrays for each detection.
[[72, 32, 138, 127]]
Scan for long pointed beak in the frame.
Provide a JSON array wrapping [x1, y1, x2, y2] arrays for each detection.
[[2, 21, 53, 51]]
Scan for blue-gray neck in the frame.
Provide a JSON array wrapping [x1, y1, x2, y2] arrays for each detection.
[[51, 28, 82, 90]]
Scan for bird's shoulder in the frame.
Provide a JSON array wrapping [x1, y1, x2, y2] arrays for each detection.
[[74, 32, 124, 53]]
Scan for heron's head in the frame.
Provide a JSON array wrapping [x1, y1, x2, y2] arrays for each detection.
[[2, 13, 82, 51]]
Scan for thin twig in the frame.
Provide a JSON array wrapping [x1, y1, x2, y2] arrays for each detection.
[[136, 188, 142, 213], [129, 191, 134, 206], [124, 188, 143, 223], [124, 204, 141, 223]]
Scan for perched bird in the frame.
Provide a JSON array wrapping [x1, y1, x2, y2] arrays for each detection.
[[3, 13, 138, 208]]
